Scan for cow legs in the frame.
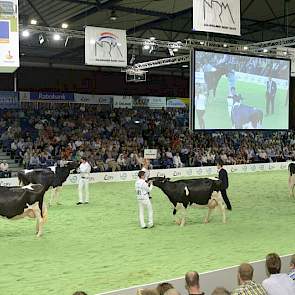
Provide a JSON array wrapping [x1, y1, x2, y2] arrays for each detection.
[[49, 187, 61, 206], [204, 208, 213, 224], [34, 203, 47, 237], [216, 194, 226, 224], [175, 203, 187, 226]]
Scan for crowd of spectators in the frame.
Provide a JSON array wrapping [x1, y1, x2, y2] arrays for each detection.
[[1, 106, 295, 175], [133, 253, 295, 295]]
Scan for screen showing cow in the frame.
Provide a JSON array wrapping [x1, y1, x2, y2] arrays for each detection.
[[191, 50, 290, 130]]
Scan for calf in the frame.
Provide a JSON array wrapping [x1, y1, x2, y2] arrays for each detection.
[[0, 184, 47, 237], [18, 161, 79, 205], [150, 177, 226, 226], [288, 163, 295, 198]]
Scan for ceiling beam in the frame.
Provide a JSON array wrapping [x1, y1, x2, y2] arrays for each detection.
[[26, 0, 49, 26]]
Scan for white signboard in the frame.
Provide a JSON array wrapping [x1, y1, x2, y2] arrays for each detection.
[[85, 26, 127, 67], [113, 96, 133, 109], [0, 0, 19, 73], [193, 0, 240, 36], [74, 93, 111, 104], [19, 91, 30, 102], [144, 149, 158, 159], [146, 96, 166, 109]]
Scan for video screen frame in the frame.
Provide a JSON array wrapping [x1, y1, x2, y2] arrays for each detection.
[[190, 48, 291, 131]]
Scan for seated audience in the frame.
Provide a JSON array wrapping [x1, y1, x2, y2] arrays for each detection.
[[185, 271, 205, 295], [262, 253, 295, 295], [232, 263, 267, 295], [0, 160, 11, 178]]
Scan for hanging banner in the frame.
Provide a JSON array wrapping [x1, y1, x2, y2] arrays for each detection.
[[0, 91, 19, 109], [193, 0, 240, 36], [113, 96, 132, 109], [132, 96, 149, 108], [85, 26, 127, 67], [0, 0, 19, 73], [74, 93, 112, 104]]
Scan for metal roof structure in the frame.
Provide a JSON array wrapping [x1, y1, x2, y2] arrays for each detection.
[[19, 0, 295, 73]]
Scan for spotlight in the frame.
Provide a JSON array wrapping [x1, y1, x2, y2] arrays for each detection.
[[129, 54, 135, 65], [64, 36, 69, 47], [243, 46, 249, 50], [110, 10, 117, 21], [168, 48, 174, 57], [223, 43, 227, 48], [150, 37, 155, 41], [22, 30, 30, 37], [30, 19, 37, 25], [182, 64, 189, 68], [173, 48, 178, 52], [263, 48, 268, 53], [283, 51, 288, 56], [53, 33, 61, 41], [200, 41, 205, 45], [143, 44, 150, 50], [61, 23, 68, 29], [39, 34, 45, 45]]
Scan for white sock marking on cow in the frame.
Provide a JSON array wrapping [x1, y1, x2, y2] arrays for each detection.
[[184, 186, 189, 196], [48, 166, 56, 173], [22, 184, 34, 190]]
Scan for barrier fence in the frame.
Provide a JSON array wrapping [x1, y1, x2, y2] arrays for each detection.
[[0, 161, 289, 187], [96, 254, 293, 295]]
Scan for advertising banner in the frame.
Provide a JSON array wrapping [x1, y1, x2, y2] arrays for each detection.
[[85, 26, 127, 67], [30, 92, 74, 101], [0, 0, 19, 73], [146, 96, 166, 109], [74, 93, 112, 104], [0, 91, 19, 108], [166, 97, 190, 108], [193, 0, 240, 36], [113, 96, 132, 109]]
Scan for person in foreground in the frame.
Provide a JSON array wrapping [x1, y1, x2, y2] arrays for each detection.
[[217, 161, 232, 210], [211, 287, 230, 295], [135, 170, 153, 229], [232, 263, 267, 295], [289, 254, 295, 280], [262, 253, 295, 295], [185, 271, 205, 295]]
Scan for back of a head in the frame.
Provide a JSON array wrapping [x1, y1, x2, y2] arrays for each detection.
[[238, 263, 254, 281], [156, 282, 174, 295], [163, 288, 181, 295], [290, 254, 295, 266], [73, 292, 87, 295], [266, 253, 281, 275], [185, 271, 200, 288], [211, 287, 230, 295], [137, 288, 159, 295]]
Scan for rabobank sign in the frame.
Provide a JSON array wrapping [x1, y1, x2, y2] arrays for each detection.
[[30, 92, 74, 101]]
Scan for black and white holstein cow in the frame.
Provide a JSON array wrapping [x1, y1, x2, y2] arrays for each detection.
[[18, 161, 79, 206], [0, 184, 47, 237], [150, 177, 226, 226], [288, 163, 295, 198]]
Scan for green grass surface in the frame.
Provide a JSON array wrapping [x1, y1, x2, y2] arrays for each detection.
[[195, 77, 288, 129], [0, 170, 294, 295]]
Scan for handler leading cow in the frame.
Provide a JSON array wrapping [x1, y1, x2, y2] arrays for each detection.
[[149, 177, 226, 226]]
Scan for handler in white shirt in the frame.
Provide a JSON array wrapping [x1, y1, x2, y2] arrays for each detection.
[[77, 156, 92, 205], [135, 171, 153, 229]]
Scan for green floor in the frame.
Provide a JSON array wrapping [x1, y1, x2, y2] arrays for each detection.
[[0, 170, 294, 295]]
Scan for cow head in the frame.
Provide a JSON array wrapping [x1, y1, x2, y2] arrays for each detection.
[[148, 176, 171, 187]]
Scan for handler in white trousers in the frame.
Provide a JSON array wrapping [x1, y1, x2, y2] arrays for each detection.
[[77, 156, 92, 205], [135, 170, 153, 229]]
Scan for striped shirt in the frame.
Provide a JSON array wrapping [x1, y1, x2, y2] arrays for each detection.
[[231, 280, 267, 295], [289, 270, 295, 280]]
